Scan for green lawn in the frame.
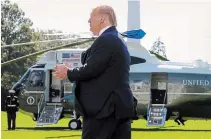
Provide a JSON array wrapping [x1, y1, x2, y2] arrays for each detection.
[[1, 111, 211, 139]]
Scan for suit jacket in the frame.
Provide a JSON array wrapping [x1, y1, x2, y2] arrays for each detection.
[[67, 26, 135, 119]]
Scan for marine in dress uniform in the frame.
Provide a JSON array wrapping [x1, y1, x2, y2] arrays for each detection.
[[5, 90, 19, 130]]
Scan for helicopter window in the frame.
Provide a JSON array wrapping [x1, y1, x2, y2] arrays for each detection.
[[20, 70, 30, 84], [62, 53, 70, 58], [158, 82, 167, 90], [28, 70, 45, 87], [130, 56, 146, 65]]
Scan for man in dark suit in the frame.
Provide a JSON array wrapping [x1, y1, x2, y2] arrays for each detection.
[[53, 5, 135, 139]]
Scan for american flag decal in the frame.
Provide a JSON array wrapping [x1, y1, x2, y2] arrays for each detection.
[[62, 53, 81, 58], [70, 53, 80, 58]]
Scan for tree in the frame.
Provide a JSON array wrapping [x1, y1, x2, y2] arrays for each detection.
[[150, 37, 167, 59], [1, 0, 41, 110], [1, 0, 36, 62]]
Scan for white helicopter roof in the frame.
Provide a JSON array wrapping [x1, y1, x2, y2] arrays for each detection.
[[127, 41, 211, 74]]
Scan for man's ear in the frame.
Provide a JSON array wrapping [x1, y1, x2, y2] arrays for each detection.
[[100, 15, 106, 23], [100, 18, 103, 23]]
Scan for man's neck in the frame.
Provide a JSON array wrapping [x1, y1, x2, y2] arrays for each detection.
[[98, 25, 112, 36]]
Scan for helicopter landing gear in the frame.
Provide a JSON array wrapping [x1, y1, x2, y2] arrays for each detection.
[[32, 113, 38, 121], [68, 119, 82, 130], [32, 117, 36, 121], [174, 116, 186, 125], [68, 110, 82, 130]]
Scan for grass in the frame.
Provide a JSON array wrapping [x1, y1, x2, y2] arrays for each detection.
[[1, 111, 211, 139]]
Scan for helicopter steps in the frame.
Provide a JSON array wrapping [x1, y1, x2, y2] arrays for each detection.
[[36, 105, 63, 126], [147, 104, 167, 127]]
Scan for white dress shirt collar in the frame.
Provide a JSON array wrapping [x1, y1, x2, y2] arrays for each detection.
[[98, 26, 111, 36]]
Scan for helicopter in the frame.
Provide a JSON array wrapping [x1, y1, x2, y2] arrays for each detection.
[[3, 0, 211, 130], [8, 38, 211, 130]]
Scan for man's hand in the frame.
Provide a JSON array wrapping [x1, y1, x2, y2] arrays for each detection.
[[52, 61, 71, 80], [64, 61, 71, 68]]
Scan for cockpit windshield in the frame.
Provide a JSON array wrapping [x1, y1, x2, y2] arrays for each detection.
[[19, 69, 45, 88], [19, 69, 30, 84], [29, 70, 44, 87]]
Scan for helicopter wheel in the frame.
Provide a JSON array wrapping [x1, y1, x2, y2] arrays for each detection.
[[32, 117, 37, 121], [32, 113, 38, 121], [174, 117, 186, 126], [68, 119, 82, 130]]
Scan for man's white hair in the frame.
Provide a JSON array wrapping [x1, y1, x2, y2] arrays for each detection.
[[95, 5, 117, 27]]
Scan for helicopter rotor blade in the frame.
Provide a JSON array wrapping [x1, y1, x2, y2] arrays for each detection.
[[121, 29, 146, 39], [1, 38, 82, 48], [1, 28, 146, 66], [1, 39, 94, 67], [1, 29, 145, 48]]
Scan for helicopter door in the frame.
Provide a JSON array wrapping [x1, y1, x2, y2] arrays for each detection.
[[150, 73, 168, 105], [147, 73, 168, 127], [49, 71, 62, 103], [22, 69, 45, 106]]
